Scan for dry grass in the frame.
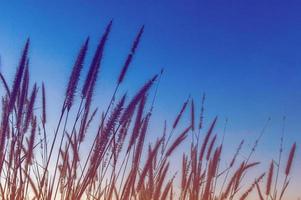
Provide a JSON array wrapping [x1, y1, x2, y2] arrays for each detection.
[[0, 22, 297, 200]]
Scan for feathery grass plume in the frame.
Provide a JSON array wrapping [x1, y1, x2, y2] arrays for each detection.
[[243, 161, 261, 170], [82, 21, 112, 99], [120, 74, 157, 124], [115, 113, 131, 155], [121, 115, 150, 199], [133, 114, 150, 169], [165, 125, 191, 157], [23, 83, 37, 133], [42, 82, 46, 125], [84, 108, 98, 133], [239, 173, 265, 200], [78, 23, 112, 143], [118, 25, 144, 84], [203, 146, 222, 200], [266, 161, 274, 196], [16, 62, 29, 128], [125, 116, 151, 198], [137, 138, 163, 191], [78, 108, 90, 142], [172, 97, 189, 129], [190, 145, 199, 199], [8, 39, 29, 112], [233, 162, 260, 190], [127, 94, 146, 153], [161, 120, 167, 154], [199, 117, 217, 161], [90, 95, 126, 167], [285, 142, 296, 176], [18, 59, 29, 104], [221, 163, 245, 199], [225, 162, 260, 199], [199, 93, 205, 130], [222, 161, 260, 200], [65, 37, 89, 111], [206, 134, 217, 161], [41, 81, 48, 161], [191, 99, 195, 131]]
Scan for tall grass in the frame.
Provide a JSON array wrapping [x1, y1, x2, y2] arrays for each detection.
[[0, 22, 297, 200]]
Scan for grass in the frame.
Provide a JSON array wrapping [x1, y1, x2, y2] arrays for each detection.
[[0, 21, 297, 200]]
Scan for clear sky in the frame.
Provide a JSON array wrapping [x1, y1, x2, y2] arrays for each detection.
[[0, 0, 300, 198]]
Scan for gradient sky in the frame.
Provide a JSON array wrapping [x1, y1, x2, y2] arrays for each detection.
[[0, 0, 300, 198]]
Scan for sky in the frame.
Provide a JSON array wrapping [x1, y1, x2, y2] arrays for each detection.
[[0, 0, 301, 198]]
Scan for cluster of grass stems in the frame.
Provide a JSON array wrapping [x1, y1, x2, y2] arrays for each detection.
[[0, 21, 297, 200]]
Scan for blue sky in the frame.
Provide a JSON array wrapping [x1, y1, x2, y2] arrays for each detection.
[[0, 0, 300, 197]]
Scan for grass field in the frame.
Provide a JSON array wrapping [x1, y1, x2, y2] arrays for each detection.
[[0, 22, 297, 200]]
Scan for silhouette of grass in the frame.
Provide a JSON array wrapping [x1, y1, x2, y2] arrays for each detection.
[[0, 22, 297, 200]]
